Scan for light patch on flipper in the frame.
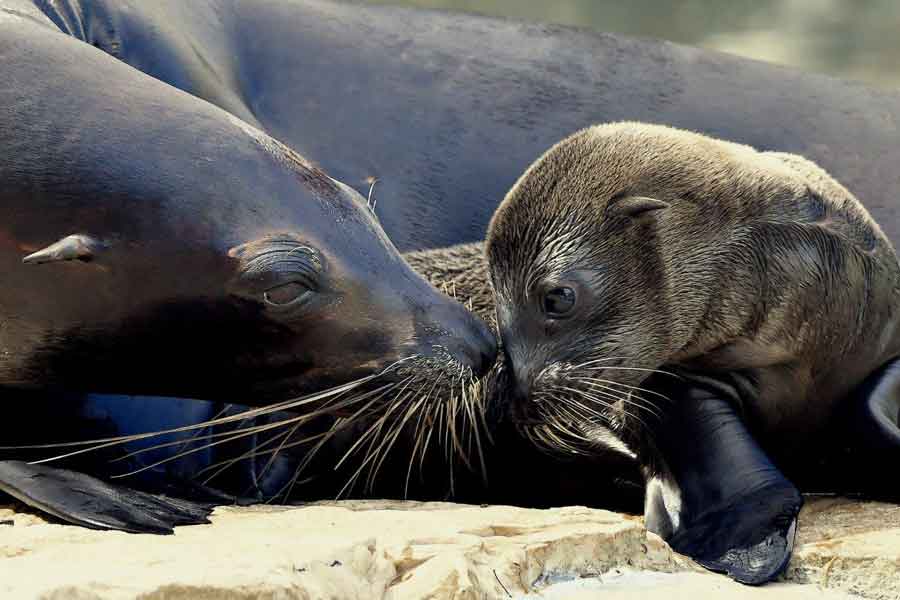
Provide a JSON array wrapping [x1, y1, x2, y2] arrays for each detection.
[[0, 461, 213, 534], [22, 234, 104, 265]]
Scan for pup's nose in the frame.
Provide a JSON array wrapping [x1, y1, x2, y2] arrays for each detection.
[[504, 353, 532, 404]]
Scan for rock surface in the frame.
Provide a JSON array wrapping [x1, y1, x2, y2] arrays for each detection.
[[0, 497, 896, 599], [786, 497, 900, 600]]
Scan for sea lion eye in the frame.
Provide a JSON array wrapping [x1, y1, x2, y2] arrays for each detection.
[[263, 282, 312, 306], [543, 287, 577, 318]]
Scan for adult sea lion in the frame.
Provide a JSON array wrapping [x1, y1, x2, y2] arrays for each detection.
[[0, 7, 496, 532], [485, 122, 900, 584]]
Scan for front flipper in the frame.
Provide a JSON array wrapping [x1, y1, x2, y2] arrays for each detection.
[[643, 387, 802, 585], [0, 461, 213, 534]]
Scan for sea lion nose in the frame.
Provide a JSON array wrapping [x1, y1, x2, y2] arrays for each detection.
[[465, 316, 498, 378], [427, 301, 498, 378]]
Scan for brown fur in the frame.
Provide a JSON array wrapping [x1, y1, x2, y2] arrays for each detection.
[[486, 122, 900, 454], [404, 242, 493, 325]]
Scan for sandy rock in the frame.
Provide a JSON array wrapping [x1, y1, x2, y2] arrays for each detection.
[[0, 497, 896, 599], [0, 501, 689, 599], [785, 497, 900, 600], [521, 571, 862, 600]]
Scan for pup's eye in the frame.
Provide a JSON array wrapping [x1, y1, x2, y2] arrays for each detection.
[[263, 282, 311, 307], [543, 287, 577, 318]]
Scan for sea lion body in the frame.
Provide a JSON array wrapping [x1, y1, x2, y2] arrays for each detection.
[[488, 123, 900, 451], [485, 123, 900, 583]]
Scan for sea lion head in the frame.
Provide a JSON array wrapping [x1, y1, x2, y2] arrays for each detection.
[[485, 122, 821, 449], [6, 120, 496, 403], [221, 175, 499, 400]]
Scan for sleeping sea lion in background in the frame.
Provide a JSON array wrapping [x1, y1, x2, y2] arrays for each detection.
[[12, 0, 900, 251], [485, 122, 900, 584]]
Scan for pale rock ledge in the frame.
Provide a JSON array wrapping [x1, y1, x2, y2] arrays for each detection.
[[0, 497, 896, 599]]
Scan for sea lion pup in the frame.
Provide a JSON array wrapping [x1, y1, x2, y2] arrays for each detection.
[[485, 122, 900, 584]]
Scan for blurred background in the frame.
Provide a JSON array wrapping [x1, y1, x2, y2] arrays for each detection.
[[357, 0, 900, 89]]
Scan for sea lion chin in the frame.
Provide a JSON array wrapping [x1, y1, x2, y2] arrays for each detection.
[[485, 122, 900, 584]]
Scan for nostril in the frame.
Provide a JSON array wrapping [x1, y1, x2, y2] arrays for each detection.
[[503, 355, 531, 403]]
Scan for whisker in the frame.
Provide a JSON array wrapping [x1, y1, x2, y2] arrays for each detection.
[[334, 378, 413, 472], [332, 380, 422, 499], [197, 427, 297, 483], [568, 380, 663, 421], [22, 374, 378, 464], [568, 357, 630, 370], [403, 374, 448, 496], [366, 393, 428, 492], [269, 417, 347, 503], [23, 354, 423, 472], [198, 381, 400, 489], [590, 365, 679, 378], [573, 376, 672, 404], [462, 382, 488, 485]]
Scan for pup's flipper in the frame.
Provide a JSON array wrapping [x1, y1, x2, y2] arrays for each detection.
[[643, 386, 802, 585], [0, 461, 213, 534]]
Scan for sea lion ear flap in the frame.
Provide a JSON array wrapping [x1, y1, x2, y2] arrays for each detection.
[[22, 234, 104, 265], [609, 196, 670, 219]]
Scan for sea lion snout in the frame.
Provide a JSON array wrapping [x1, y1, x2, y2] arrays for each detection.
[[416, 297, 497, 378], [384, 261, 498, 379]]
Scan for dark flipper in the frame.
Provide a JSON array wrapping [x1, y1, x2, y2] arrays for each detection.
[[643, 386, 802, 585], [0, 461, 213, 534]]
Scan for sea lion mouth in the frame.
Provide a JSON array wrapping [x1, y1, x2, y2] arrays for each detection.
[[503, 360, 677, 457]]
